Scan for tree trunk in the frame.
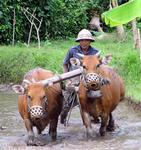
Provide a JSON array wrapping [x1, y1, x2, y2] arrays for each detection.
[[131, 19, 139, 49], [136, 28, 141, 60], [12, 9, 16, 46], [89, 16, 104, 33], [111, 0, 125, 39]]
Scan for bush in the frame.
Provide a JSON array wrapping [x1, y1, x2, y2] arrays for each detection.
[[122, 52, 141, 82], [0, 0, 91, 44]]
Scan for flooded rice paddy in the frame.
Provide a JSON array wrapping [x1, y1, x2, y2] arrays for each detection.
[[1, 91, 141, 150]]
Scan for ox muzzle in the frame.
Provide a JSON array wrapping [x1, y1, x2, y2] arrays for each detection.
[[82, 73, 110, 91], [30, 106, 44, 119], [27, 97, 48, 119]]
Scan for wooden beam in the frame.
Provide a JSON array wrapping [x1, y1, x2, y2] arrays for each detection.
[[39, 68, 83, 86]]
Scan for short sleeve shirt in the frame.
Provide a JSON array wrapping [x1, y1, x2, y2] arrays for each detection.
[[63, 45, 99, 70]]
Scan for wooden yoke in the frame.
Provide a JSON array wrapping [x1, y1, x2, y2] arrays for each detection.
[[39, 68, 83, 86]]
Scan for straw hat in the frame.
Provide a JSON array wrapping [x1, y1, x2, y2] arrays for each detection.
[[75, 29, 94, 42]]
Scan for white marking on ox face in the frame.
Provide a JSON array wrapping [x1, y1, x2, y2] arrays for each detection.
[[87, 90, 102, 98], [30, 105, 43, 119]]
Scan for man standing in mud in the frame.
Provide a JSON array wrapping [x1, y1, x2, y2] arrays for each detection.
[[60, 29, 99, 125]]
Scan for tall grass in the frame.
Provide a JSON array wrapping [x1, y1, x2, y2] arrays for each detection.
[[0, 34, 141, 101]]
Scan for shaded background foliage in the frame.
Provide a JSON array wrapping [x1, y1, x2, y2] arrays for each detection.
[[0, 0, 111, 44], [0, 0, 134, 44]]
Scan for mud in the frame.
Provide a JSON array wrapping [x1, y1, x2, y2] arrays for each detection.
[[1, 92, 141, 150]]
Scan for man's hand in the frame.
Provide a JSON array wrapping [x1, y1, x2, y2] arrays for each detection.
[[66, 79, 72, 88]]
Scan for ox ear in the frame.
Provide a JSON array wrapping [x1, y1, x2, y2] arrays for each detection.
[[12, 85, 25, 94], [70, 57, 81, 68], [102, 54, 112, 65]]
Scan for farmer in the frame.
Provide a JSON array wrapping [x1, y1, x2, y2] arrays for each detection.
[[60, 29, 99, 125]]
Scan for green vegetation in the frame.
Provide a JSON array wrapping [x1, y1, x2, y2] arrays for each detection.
[[0, 0, 110, 44], [0, 33, 141, 101]]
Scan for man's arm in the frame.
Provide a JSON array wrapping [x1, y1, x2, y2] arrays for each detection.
[[63, 64, 69, 73], [63, 47, 73, 73]]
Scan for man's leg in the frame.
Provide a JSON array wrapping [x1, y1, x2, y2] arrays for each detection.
[[60, 89, 78, 125]]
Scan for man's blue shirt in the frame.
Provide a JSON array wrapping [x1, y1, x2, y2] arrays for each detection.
[[63, 45, 99, 67]]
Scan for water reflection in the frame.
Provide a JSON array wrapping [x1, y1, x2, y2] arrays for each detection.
[[0, 92, 25, 136]]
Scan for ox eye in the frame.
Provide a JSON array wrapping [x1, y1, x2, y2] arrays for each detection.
[[96, 64, 101, 68], [82, 65, 87, 70], [27, 95, 31, 100]]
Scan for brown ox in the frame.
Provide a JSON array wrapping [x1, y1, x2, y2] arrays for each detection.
[[74, 53, 125, 138], [12, 68, 63, 146]]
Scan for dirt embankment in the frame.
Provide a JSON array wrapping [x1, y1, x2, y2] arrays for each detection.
[[0, 84, 14, 92]]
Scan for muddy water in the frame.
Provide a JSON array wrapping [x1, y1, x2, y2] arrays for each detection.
[[1, 92, 141, 150]]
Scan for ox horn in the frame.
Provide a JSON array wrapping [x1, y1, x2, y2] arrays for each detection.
[[31, 78, 36, 83], [76, 53, 84, 59], [22, 79, 31, 88], [95, 50, 101, 57]]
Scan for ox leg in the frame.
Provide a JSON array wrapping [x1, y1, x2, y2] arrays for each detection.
[[60, 89, 77, 126], [37, 128, 42, 135], [49, 118, 58, 141], [24, 119, 34, 145], [99, 113, 108, 136], [107, 113, 115, 131], [60, 107, 69, 125], [34, 128, 46, 146], [83, 112, 94, 139]]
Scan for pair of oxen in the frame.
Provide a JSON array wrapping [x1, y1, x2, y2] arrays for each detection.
[[12, 52, 125, 146]]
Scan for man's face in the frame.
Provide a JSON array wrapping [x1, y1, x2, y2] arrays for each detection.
[[79, 39, 91, 50]]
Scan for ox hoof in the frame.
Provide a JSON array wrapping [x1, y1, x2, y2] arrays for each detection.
[[60, 118, 67, 126], [100, 131, 106, 136], [27, 136, 34, 146], [34, 140, 46, 146], [99, 128, 106, 136], [85, 128, 95, 139], [27, 139, 46, 146], [106, 125, 115, 132], [27, 140, 34, 146], [51, 135, 57, 142], [60, 111, 68, 126]]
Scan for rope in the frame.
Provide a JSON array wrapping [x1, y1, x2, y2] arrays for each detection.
[[66, 91, 76, 126], [65, 87, 84, 126]]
